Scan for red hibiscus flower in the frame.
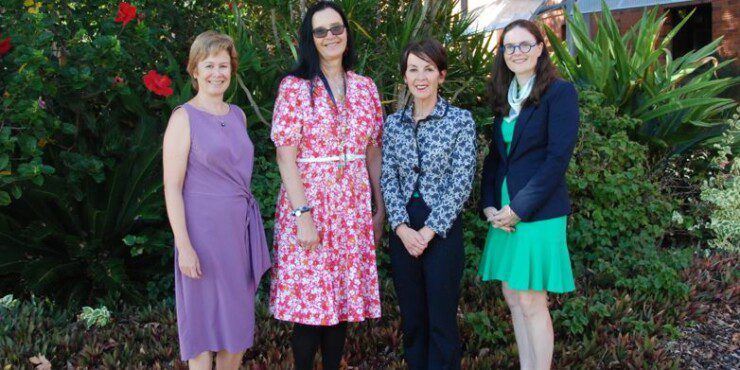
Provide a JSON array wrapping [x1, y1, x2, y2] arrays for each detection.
[[143, 70, 173, 97], [0, 34, 11, 56], [114, 2, 137, 27], [227, 2, 243, 11]]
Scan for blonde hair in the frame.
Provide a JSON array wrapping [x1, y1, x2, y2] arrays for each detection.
[[186, 31, 239, 90]]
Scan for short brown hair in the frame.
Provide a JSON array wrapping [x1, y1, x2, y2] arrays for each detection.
[[186, 31, 239, 90], [400, 39, 448, 75]]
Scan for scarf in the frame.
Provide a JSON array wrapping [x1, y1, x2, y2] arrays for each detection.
[[507, 74, 536, 120]]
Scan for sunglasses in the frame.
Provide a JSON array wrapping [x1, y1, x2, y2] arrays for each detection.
[[501, 42, 539, 55], [312, 24, 346, 38]]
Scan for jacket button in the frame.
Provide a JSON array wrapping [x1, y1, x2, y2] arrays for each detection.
[[413, 165, 420, 173]]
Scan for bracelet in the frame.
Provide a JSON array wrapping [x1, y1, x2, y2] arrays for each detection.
[[290, 205, 312, 217]]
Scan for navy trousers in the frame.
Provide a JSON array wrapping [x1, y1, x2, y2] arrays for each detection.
[[389, 196, 464, 370]]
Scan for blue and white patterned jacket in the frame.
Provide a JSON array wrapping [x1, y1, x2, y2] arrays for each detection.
[[381, 97, 477, 237]]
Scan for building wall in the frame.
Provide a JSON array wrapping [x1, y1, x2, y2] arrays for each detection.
[[712, 0, 738, 62], [539, 0, 567, 41], [538, 0, 738, 63]]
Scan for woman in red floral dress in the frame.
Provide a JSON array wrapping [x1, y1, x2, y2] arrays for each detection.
[[269, 2, 384, 369]]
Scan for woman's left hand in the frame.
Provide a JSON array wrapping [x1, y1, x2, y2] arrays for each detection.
[[419, 226, 435, 245], [372, 211, 385, 248], [492, 205, 520, 231]]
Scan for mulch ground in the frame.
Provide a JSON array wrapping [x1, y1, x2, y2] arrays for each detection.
[[665, 305, 739, 369], [663, 254, 739, 370]]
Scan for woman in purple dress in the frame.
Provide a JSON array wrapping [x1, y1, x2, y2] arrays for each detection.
[[163, 31, 271, 369]]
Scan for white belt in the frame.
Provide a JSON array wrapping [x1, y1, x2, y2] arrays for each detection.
[[296, 154, 366, 163]]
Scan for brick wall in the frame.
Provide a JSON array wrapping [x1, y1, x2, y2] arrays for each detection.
[[539, 0, 566, 48], [712, 0, 738, 62]]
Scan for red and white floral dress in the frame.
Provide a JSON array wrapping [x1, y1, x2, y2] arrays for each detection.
[[269, 71, 383, 325]]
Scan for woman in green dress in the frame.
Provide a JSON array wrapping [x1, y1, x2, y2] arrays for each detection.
[[479, 20, 579, 370]]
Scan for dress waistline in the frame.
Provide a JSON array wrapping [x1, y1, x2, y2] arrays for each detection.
[[296, 154, 366, 163], [184, 190, 271, 285]]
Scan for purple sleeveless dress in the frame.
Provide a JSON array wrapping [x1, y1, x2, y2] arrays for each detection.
[[174, 103, 271, 360]]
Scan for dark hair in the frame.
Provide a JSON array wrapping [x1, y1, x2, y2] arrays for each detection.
[[288, 1, 355, 81], [487, 19, 559, 116], [400, 39, 448, 75]]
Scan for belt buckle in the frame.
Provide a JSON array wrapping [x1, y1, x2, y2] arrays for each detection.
[[336, 153, 346, 181]]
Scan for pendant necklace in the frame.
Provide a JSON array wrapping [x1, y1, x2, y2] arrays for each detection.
[[320, 72, 349, 183]]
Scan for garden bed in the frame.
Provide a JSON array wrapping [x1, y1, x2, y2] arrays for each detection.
[[1, 250, 735, 369]]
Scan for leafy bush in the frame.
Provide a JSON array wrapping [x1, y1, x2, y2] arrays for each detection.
[[700, 109, 740, 251], [78, 305, 112, 329], [0, 0, 223, 304], [545, 2, 739, 155], [0, 294, 19, 309], [0, 120, 173, 304], [567, 90, 674, 257], [0, 0, 497, 305], [225, 0, 493, 129], [0, 0, 218, 200]]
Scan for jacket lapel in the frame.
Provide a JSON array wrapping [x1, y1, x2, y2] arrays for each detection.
[[507, 105, 535, 161]]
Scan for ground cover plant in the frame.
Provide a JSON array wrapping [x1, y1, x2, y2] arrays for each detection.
[[1, 249, 734, 368]]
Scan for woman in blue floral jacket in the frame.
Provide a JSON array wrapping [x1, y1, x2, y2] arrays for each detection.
[[380, 39, 476, 370]]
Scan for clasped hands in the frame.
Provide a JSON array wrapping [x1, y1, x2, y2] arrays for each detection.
[[396, 224, 435, 257], [484, 205, 520, 232]]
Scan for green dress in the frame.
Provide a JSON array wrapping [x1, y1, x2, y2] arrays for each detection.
[[478, 117, 575, 293]]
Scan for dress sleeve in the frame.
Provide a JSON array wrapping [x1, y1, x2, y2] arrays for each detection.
[[368, 79, 383, 147], [271, 77, 304, 147]]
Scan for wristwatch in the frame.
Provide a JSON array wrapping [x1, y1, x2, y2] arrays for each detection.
[[290, 205, 313, 217]]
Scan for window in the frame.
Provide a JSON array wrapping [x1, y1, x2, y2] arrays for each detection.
[[670, 3, 712, 58]]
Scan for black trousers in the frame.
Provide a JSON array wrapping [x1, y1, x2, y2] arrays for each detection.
[[389, 196, 464, 370], [292, 322, 347, 370]]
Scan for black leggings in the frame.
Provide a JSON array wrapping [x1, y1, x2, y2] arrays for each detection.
[[292, 322, 348, 370]]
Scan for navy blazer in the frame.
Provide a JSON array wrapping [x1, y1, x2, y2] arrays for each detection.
[[480, 79, 579, 222]]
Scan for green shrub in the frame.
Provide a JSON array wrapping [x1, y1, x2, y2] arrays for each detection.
[[567, 90, 674, 257], [78, 305, 112, 329], [700, 110, 740, 251], [0, 294, 19, 309], [1, 0, 497, 305], [0, 0, 217, 201], [0, 0, 223, 304], [545, 2, 739, 155], [0, 123, 172, 304]]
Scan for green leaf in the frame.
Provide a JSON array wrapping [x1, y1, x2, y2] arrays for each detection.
[[122, 235, 137, 246], [0, 191, 10, 206], [10, 185, 22, 199]]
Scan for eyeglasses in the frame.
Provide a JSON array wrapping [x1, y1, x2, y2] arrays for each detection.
[[501, 42, 539, 55], [312, 25, 346, 38]]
